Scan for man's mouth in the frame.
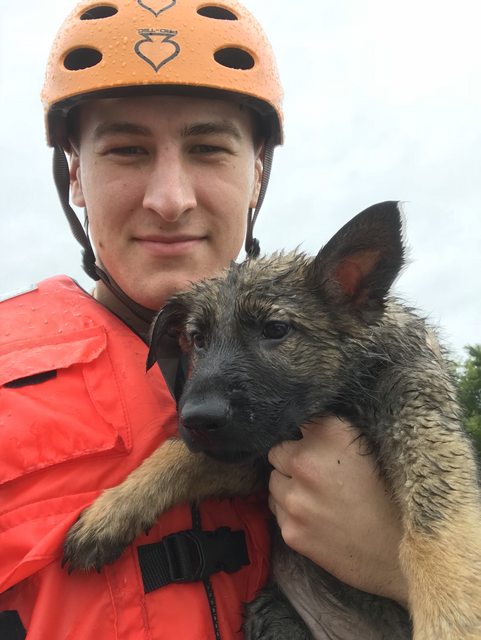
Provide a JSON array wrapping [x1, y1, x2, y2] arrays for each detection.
[[135, 234, 205, 257]]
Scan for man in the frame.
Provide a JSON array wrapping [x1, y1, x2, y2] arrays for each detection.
[[0, 1, 407, 638]]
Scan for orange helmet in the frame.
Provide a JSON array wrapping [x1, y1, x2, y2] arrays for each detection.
[[42, 0, 283, 148]]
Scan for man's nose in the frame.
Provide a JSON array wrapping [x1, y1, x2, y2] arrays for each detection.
[[142, 152, 197, 222]]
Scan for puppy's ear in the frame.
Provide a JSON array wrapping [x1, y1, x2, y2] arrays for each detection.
[[307, 201, 405, 320], [146, 297, 190, 370]]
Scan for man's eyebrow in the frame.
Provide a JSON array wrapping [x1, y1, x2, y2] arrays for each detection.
[[91, 120, 243, 141], [181, 121, 242, 141], [92, 122, 152, 139]]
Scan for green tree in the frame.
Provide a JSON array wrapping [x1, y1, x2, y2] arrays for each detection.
[[456, 345, 481, 455]]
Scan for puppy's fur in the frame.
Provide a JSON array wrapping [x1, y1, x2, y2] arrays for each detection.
[[64, 202, 481, 639]]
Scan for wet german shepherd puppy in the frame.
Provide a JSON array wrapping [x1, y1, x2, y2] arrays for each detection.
[[64, 202, 481, 639]]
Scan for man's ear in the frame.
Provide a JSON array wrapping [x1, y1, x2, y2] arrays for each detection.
[[249, 144, 264, 209], [69, 148, 86, 208]]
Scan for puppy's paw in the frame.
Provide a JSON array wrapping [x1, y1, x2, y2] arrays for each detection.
[[62, 490, 150, 572], [63, 514, 126, 572]]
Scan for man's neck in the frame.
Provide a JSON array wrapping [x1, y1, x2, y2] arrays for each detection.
[[93, 280, 156, 342]]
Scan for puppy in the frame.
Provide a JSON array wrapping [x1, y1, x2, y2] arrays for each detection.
[[64, 201, 481, 639]]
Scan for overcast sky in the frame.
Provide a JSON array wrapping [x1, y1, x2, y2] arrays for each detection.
[[0, 0, 479, 359]]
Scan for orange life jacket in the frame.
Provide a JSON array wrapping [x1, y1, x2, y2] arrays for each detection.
[[0, 276, 270, 639]]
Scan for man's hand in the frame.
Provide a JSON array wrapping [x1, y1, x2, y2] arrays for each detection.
[[268, 416, 409, 608]]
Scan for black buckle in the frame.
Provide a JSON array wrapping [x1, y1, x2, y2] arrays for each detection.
[[138, 527, 250, 594]]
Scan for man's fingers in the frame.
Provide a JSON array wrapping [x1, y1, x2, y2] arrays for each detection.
[[269, 469, 291, 512], [268, 493, 276, 516], [268, 440, 298, 476], [268, 477, 289, 524]]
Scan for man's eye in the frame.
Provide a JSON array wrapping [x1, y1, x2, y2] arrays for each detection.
[[108, 146, 147, 156], [192, 144, 226, 154], [262, 321, 291, 341]]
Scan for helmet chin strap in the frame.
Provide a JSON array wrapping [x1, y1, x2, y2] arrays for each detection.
[[93, 263, 157, 324], [53, 139, 274, 319], [244, 138, 275, 259], [53, 145, 98, 281]]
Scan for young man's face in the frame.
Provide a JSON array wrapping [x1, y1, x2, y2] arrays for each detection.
[[70, 95, 263, 310]]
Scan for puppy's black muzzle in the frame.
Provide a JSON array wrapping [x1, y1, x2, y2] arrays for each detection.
[[180, 395, 229, 438], [179, 393, 255, 462]]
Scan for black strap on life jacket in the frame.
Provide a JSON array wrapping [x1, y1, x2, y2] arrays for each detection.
[[0, 611, 26, 640], [137, 524, 249, 594]]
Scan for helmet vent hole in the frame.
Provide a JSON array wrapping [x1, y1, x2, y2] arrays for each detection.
[[214, 47, 254, 70], [64, 48, 103, 71], [80, 6, 118, 20], [197, 6, 238, 20]]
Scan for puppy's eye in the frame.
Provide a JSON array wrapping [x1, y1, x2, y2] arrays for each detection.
[[166, 325, 181, 339], [262, 321, 291, 340], [192, 332, 205, 349]]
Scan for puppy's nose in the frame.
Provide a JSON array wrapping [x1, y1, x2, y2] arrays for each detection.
[[180, 397, 229, 436]]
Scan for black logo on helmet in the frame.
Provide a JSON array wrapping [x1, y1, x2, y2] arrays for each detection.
[[137, 1, 176, 17], [135, 29, 180, 72]]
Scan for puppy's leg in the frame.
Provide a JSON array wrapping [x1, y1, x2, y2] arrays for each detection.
[[401, 513, 481, 640], [63, 438, 260, 571], [379, 401, 481, 639]]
